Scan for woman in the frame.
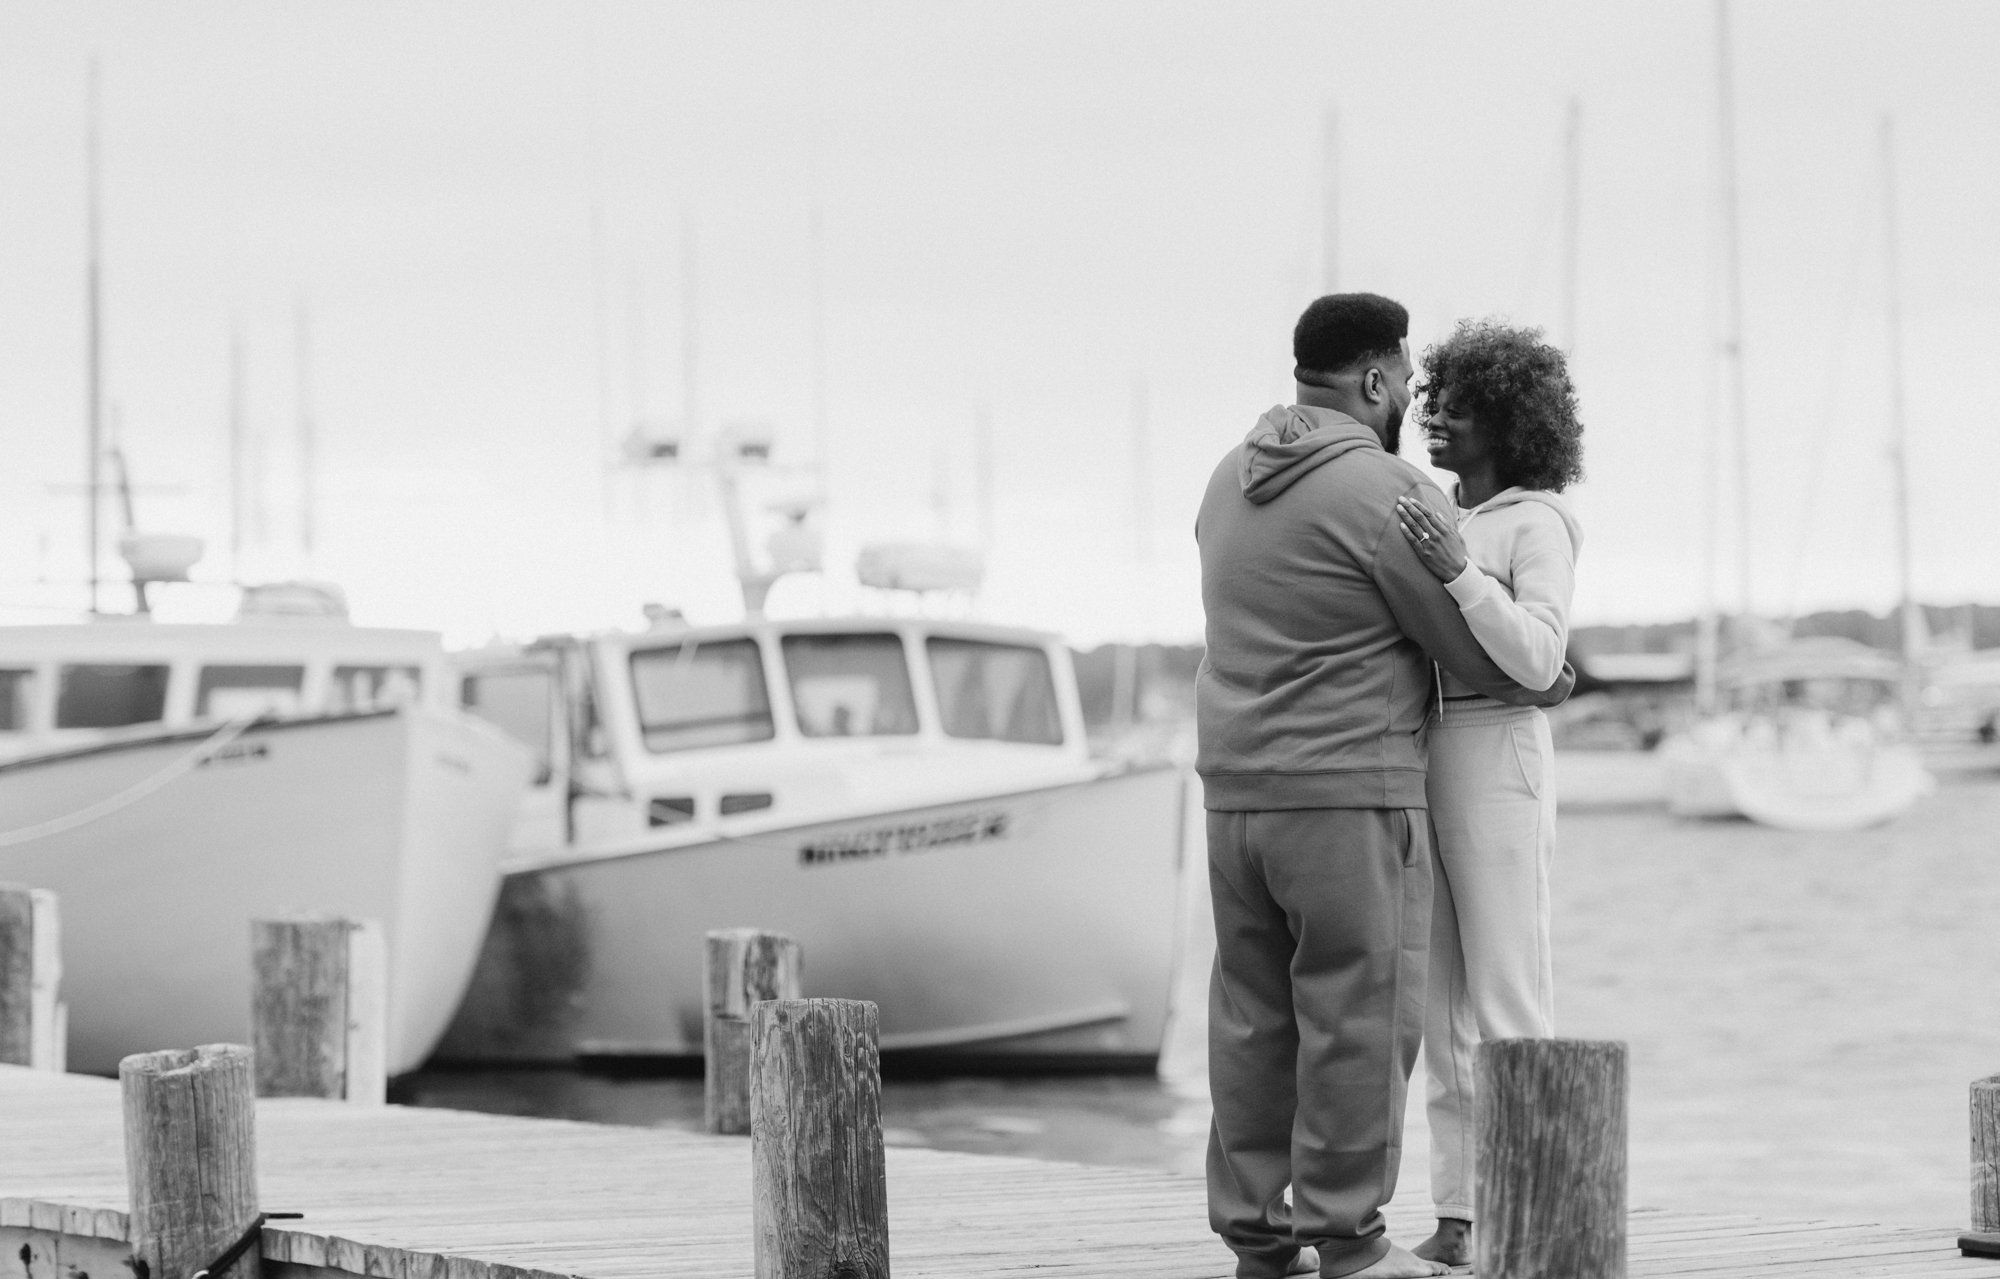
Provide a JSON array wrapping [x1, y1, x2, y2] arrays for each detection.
[[1394, 319, 1584, 1269]]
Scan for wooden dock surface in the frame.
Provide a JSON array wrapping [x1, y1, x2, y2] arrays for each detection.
[[0, 1065, 1989, 1279]]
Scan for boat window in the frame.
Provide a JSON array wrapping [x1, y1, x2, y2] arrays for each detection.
[[927, 638, 1064, 745], [328, 665, 423, 713], [462, 668, 554, 760], [630, 638, 774, 753], [782, 633, 918, 738], [55, 663, 170, 729], [196, 665, 306, 719], [0, 670, 31, 732]]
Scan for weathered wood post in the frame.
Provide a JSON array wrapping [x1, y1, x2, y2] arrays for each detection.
[[1476, 1038, 1627, 1279], [121, 1044, 260, 1279], [705, 928, 802, 1135], [251, 916, 387, 1104], [750, 998, 889, 1279], [1962, 1074, 2000, 1257], [0, 884, 62, 1071]]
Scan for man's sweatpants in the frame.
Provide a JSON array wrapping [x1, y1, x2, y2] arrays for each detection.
[[1206, 806, 1433, 1279]]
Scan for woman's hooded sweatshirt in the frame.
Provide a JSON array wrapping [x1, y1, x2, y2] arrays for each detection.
[[1194, 405, 1573, 812], [1438, 486, 1583, 702]]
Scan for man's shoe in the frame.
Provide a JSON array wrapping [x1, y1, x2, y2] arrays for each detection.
[[1285, 1246, 1320, 1276]]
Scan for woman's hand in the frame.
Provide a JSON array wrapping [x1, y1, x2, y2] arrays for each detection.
[[1396, 497, 1469, 583]]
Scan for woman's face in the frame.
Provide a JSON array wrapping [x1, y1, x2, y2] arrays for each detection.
[[1423, 388, 1492, 476]]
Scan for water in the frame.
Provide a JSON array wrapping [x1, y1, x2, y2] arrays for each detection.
[[402, 759, 2000, 1229]]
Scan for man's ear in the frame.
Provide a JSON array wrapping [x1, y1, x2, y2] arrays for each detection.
[[1362, 366, 1385, 403]]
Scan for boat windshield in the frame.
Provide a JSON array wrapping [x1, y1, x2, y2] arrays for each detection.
[[926, 638, 1063, 745], [630, 638, 775, 753], [55, 663, 170, 729], [461, 667, 554, 758], [196, 664, 305, 719], [0, 670, 29, 732], [781, 633, 918, 738], [328, 665, 422, 713]]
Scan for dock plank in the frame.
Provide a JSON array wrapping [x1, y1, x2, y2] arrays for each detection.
[[0, 1066, 1979, 1278]]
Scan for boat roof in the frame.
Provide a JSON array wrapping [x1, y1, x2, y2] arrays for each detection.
[[0, 620, 443, 664], [479, 614, 1067, 659], [1716, 637, 1902, 688]]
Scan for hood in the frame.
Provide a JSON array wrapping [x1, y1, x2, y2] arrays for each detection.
[[1238, 405, 1382, 504], [1464, 486, 1585, 555]]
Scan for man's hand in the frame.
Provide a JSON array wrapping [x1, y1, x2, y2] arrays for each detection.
[[1395, 497, 1467, 583]]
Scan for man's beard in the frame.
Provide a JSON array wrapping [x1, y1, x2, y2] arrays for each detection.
[[1383, 406, 1404, 454]]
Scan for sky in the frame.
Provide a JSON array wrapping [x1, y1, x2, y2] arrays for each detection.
[[2, 1, 1996, 646]]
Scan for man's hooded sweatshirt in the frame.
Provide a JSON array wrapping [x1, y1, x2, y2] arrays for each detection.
[[1194, 405, 1573, 811]]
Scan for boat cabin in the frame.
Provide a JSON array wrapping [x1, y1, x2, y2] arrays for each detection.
[[452, 616, 1094, 863], [0, 620, 450, 763]]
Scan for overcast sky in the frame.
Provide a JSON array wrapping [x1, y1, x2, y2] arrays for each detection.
[[3, 2, 1996, 645]]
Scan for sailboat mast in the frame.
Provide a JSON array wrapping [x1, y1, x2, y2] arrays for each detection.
[[1881, 115, 1919, 687], [1320, 105, 1340, 292], [1715, 0, 1753, 623], [84, 59, 104, 615], [1560, 96, 1582, 354]]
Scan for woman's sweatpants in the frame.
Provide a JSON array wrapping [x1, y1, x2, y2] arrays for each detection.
[[1207, 806, 1432, 1279], [1423, 702, 1557, 1222]]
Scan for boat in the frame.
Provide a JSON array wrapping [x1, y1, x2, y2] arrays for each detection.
[[0, 592, 533, 1075], [1663, 638, 1933, 829], [1662, 11, 1932, 830], [434, 607, 1186, 1071]]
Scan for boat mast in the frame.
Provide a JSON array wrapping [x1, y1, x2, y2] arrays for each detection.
[[1320, 104, 1340, 292], [679, 207, 700, 452], [1715, 0, 1753, 625], [1560, 96, 1582, 354], [84, 59, 104, 615], [1880, 115, 1919, 706], [295, 292, 316, 564], [228, 327, 246, 579]]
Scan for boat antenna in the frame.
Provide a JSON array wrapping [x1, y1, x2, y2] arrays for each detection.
[[84, 57, 105, 615], [228, 326, 246, 579], [679, 205, 701, 450], [1881, 114, 1920, 707], [1131, 376, 1150, 564], [295, 291, 316, 563], [973, 403, 995, 553]]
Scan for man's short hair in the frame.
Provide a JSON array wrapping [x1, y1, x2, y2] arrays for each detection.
[[1293, 293, 1409, 381]]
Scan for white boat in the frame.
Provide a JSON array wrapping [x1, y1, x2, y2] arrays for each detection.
[[0, 603, 532, 1075], [1663, 638, 1933, 830], [435, 612, 1186, 1070]]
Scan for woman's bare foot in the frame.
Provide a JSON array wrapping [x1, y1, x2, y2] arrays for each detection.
[[1346, 1242, 1452, 1278], [1410, 1218, 1473, 1270]]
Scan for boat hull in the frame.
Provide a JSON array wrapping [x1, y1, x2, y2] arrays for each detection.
[[435, 765, 1187, 1068], [0, 709, 528, 1075], [1664, 721, 1934, 831]]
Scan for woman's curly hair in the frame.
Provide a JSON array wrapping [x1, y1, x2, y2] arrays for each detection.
[[1418, 320, 1584, 492]]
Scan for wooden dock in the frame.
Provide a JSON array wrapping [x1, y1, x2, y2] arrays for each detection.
[[0, 1065, 1990, 1279]]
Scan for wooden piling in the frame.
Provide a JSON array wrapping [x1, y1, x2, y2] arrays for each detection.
[[1962, 1074, 2000, 1257], [120, 1044, 259, 1279], [704, 928, 802, 1135], [251, 917, 387, 1104], [0, 884, 61, 1071], [1476, 1037, 1627, 1279], [750, 998, 888, 1279]]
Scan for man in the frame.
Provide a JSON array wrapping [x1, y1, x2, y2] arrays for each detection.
[[1194, 293, 1573, 1279]]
